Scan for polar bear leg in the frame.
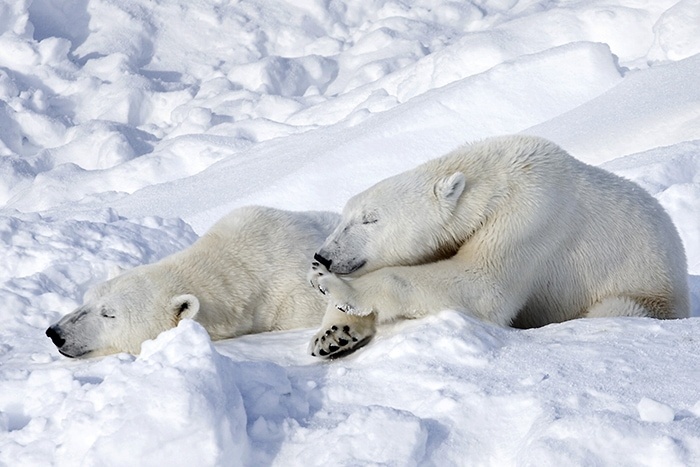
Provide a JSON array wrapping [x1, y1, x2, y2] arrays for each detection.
[[309, 307, 376, 358], [584, 296, 650, 318], [308, 260, 374, 316]]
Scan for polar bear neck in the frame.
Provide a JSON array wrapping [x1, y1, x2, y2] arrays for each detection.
[[426, 145, 511, 247], [424, 135, 567, 254], [155, 247, 261, 336]]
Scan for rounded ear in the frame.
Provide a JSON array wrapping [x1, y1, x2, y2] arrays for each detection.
[[435, 172, 466, 208], [170, 294, 200, 321]]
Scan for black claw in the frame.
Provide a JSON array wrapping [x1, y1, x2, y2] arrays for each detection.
[[331, 325, 338, 331], [352, 337, 358, 342], [312, 261, 319, 267], [343, 325, 350, 333], [311, 352, 316, 356]]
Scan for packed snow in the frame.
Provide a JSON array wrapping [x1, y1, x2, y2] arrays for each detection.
[[1, 0, 699, 465]]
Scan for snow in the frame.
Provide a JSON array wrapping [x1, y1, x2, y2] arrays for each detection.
[[1, 0, 699, 465]]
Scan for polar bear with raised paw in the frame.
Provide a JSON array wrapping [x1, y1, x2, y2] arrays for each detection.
[[308, 135, 689, 358], [46, 206, 343, 358]]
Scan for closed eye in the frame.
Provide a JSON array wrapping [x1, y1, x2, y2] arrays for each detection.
[[101, 308, 116, 319], [362, 213, 378, 225]]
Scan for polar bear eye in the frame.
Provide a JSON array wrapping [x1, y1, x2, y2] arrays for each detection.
[[362, 213, 378, 225], [100, 308, 116, 319]]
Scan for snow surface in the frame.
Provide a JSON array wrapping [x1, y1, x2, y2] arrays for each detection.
[[1, 0, 699, 465]]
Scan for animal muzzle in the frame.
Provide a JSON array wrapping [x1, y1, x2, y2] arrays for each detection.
[[45, 325, 66, 349], [313, 252, 333, 270]]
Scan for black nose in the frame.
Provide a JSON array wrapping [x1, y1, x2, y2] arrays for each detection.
[[46, 326, 66, 348], [313, 252, 333, 270]]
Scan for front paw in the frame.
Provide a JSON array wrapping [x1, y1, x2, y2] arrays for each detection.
[[318, 275, 373, 317], [308, 263, 373, 316], [309, 323, 374, 358]]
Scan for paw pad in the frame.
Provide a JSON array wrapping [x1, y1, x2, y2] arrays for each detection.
[[309, 323, 373, 358]]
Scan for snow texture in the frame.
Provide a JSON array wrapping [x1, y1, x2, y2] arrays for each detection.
[[1, 0, 699, 465]]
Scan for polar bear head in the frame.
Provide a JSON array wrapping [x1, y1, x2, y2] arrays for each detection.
[[314, 169, 467, 275], [45, 266, 199, 358]]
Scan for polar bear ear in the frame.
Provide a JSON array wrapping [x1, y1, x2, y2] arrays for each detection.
[[170, 294, 200, 321], [435, 172, 466, 208]]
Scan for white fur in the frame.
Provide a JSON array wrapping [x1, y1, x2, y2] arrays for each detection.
[[47, 206, 340, 358], [308, 135, 689, 357]]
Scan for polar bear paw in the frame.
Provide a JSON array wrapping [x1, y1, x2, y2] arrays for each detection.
[[308, 261, 373, 316], [309, 323, 374, 358]]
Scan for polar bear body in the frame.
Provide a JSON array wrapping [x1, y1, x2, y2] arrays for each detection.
[[47, 206, 340, 358], [308, 135, 689, 357]]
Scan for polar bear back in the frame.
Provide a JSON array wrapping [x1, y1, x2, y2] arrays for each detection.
[[160, 206, 341, 338], [435, 136, 689, 325]]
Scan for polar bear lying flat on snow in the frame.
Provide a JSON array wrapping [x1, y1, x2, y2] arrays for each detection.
[[308, 135, 689, 358], [46, 206, 341, 358]]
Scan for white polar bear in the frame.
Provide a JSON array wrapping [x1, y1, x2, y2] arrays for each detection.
[[308, 135, 690, 358], [46, 206, 343, 358]]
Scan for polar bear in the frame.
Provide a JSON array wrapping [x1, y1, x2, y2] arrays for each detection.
[[308, 135, 690, 358], [46, 206, 341, 358]]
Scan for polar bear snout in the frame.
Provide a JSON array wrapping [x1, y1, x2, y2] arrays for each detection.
[[313, 252, 333, 271], [46, 325, 66, 349], [46, 311, 98, 358], [314, 250, 366, 275]]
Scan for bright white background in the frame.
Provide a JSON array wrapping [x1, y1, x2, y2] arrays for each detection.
[[1, 0, 699, 465]]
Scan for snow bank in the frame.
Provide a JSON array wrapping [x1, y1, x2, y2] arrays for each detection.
[[528, 54, 700, 165], [8, 310, 698, 465], [1, 320, 250, 466]]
